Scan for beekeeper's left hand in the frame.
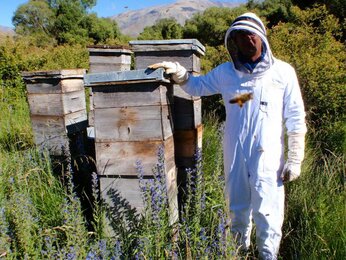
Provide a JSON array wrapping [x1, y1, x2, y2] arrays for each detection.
[[148, 61, 188, 84], [281, 133, 305, 183]]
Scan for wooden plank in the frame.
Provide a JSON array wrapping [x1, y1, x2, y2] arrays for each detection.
[[95, 137, 175, 176], [174, 125, 203, 167], [173, 98, 202, 130], [31, 109, 87, 132], [133, 52, 200, 73], [26, 78, 84, 94], [100, 177, 145, 212], [28, 90, 86, 116], [92, 83, 173, 108], [22, 69, 85, 80], [99, 168, 178, 223], [30, 113, 87, 156], [30, 115, 69, 156], [84, 68, 169, 87], [94, 105, 173, 142], [88, 46, 132, 54], [89, 55, 131, 64], [88, 64, 131, 74], [129, 39, 206, 55]]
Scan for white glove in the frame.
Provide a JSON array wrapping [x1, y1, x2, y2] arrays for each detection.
[[281, 133, 305, 183], [148, 61, 188, 84]]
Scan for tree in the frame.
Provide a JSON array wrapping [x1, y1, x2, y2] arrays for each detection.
[[183, 6, 247, 47], [138, 18, 183, 40], [82, 14, 120, 44], [269, 5, 346, 154], [12, 0, 54, 37], [12, 0, 123, 45]]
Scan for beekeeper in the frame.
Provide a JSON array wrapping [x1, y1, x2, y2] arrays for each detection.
[[149, 12, 307, 259]]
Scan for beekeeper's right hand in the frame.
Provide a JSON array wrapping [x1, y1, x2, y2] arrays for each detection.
[[148, 61, 188, 84]]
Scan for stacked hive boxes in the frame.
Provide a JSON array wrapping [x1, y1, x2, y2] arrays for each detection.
[[84, 69, 178, 222], [87, 46, 132, 134], [129, 40, 205, 200], [23, 69, 87, 157]]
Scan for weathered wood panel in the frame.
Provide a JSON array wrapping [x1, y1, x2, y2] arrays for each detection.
[[129, 39, 205, 73], [26, 78, 84, 94], [129, 39, 205, 55], [30, 110, 87, 155], [27, 90, 86, 116], [84, 68, 169, 87], [94, 105, 173, 142], [22, 69, 86, 79], [88, 45, 132, 73], [99, 166, 178, 223], [174, 125, 203, 167], [92, 83, 173, 108], [88, 64, 131, 74], [133, 52, 201, 73], [96, 137, 175, 176], [173, 98, 202, 130]]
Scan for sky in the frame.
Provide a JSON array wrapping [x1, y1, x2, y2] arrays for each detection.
[[0, 0, 245, 28]]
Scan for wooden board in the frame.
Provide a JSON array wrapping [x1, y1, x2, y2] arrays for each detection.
[[173, 98, 202, 130], [88, 55, 131, 73], [100, 177, 145, 212], [26, 78, 84, 94], [30, 111, 88, 156], [84, 68, 169, 87], [88, 64, 131, 74], [99, 167, 178, 223], [94, 105, 173, 142], [92, 83, 173, 108], [27, 90, 86, 116], [174, 125, 203, 167], [129, 39, 205, 55], [95, 137, 175, 176], [31, 109, 87, 133], [22, 69, 85, 80], [133, 52, 201, 73]]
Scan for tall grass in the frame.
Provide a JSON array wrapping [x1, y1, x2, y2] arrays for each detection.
[[0, 39, 344, 259], [281, 148, 346, 259]]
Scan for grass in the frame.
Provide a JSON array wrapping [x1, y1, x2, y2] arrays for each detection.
[[0, 40, 344, 259]]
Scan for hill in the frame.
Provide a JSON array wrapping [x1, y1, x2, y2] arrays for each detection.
[[111, 0, 241, 37], [0, 26, 15, 37]]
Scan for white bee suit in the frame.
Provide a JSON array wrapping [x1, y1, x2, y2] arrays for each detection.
[[179, 13, 307, 259]]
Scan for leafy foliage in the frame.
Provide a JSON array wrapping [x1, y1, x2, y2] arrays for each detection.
[[269, 5, 346, 153], [138, 18, 183, 40], [12, 0, 123, 45], [183, 6, 247, 47]]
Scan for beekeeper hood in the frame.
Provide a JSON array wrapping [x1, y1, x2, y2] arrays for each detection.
[[224, 12, 274, 75]]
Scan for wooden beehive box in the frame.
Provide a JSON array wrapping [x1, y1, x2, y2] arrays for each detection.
[[84, 68, 178, 221], [87, 46, 133, 133], [129, 39, 205, 73], [87, 45, 132, 73], [23, 69, 87, 156], [129, 39, 205, 167]]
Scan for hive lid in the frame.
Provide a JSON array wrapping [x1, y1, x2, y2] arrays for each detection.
[[87, 45, 132, 54], [129, 39, 205, 56], [22, 69, 86, 81], [84, 68, 170, 86]]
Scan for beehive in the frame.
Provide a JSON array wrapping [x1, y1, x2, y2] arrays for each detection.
[[129, 39, 205, 167], [22, 69, 87, 156], [87, 45, 133, 133], [84, 68, 178, 221], [87, 45, 132, 73]]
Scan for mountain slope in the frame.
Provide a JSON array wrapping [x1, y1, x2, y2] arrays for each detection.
[[112, 0, 241, 37]]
